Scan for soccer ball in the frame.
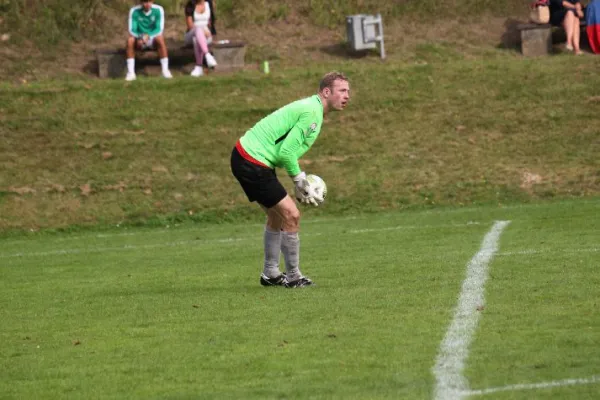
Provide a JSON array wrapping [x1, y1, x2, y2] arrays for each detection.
[[306, 174, 327, 202]]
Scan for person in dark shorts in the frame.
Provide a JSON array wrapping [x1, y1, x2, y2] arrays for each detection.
[[230, 72, 351, 288], [549, 0, 585, 54]]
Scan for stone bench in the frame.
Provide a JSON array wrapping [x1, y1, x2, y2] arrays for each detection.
[[517, 21, 587, 57], [96, 40, 246, 78]]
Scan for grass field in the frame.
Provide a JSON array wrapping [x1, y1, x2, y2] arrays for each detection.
[[1, 54, 599, 231], [1, 199, 598, 399]]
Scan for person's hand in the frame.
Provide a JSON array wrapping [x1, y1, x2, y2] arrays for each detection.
[[292, 172, 322, 206], [576, 8, 584, 18], [142, 33, 149, 43]]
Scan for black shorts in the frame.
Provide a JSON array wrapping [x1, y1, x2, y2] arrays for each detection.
[[230, 146, 287, 208], [550, 8, 576, 26]]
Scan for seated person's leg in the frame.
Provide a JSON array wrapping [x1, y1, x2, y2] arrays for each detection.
[[573, 17, 582, 53], [563, 11, 576, 50], [153, 35, 172, 79], [125, 36, 137, 81]]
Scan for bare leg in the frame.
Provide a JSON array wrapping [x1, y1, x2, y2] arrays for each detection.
[[154, 35, 168, 59], [573, 18, 582, 53], [563, 12, 575, 50], [126, 36, 136, 59]]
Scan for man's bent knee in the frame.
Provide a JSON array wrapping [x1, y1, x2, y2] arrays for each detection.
[[270, 196, 301, 231]]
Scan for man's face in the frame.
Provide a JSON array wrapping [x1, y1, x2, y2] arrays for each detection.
[[142, 0, 153, 12], [325, 80, 350, 111]]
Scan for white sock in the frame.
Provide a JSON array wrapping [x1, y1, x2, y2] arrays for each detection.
[[126, 58, 135, 74], [160, 57, 169, 72]]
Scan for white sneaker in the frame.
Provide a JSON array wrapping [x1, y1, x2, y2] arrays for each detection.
[[125, 72, 136, 81], [162, 69, 173, 79], [190, 66, 204, 77], [205, 53, 217, 68]]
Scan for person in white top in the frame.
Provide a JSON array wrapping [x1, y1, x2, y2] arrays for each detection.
[[183, 0, 218, 77]]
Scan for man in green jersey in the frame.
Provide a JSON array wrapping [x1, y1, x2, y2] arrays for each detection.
[[125, 0, 172, 81], [230, 72, 351, 288]]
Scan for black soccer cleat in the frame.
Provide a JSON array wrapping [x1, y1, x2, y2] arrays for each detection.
[[284, 276, 314, 288], [260, 273, 287, 287]]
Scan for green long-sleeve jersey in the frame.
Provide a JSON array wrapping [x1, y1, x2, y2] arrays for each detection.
[[239, 95, 324, 177], [128, 4, 164, 39]]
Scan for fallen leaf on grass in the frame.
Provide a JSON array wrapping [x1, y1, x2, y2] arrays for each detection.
[[520, 171, 543, 189], [78, 142, 97, 149], [8, 186, 36, 195], [152, 165, 169, 173], [72, 340, 81, 346], [102, 151, 113, 160], [103, 182, 127, 192], [80, 184, 92, 196], [46, 184, 65, 193]]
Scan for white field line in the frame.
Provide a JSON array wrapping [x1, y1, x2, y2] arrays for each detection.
[[0, 238, 248, 259], [0, 215, 364, 245], [497, 248, 599, 256], [465, 375, 600, 396], [433, 221, 511, 400], [0, 217, 480, 245], [0, 222, 481, 259]]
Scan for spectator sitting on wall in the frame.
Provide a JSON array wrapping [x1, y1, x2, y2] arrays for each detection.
[[125, 0, 173, 81], [549, 0, 585, 54], [184, 0, 218, 77]]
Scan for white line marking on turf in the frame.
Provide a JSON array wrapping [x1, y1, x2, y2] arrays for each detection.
[[433, 220, 511, 400], [0, 238, 248, 259], [497, 248, 599, 256], [349, 222, 480, 233], [0, 222, 482, 259], [0, 216, 363, 245], [466, 375, 600, 396]]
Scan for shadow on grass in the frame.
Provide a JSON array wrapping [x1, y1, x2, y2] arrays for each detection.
[[498, 18, 523, 51], [319, 42, 378, 59]]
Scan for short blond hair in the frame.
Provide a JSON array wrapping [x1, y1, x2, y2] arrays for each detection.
[[319, 71, 348, 92]]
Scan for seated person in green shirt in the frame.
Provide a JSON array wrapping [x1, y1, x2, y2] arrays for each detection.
[[126, 0, 172, 81]]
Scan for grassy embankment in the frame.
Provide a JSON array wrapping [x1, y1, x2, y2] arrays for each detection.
[[0, 1, 598, 232]]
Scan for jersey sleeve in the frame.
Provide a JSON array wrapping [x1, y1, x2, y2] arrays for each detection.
[[128, 8, 140, 38], [148, 6, 165, 38], [278, 110, 318, 177]]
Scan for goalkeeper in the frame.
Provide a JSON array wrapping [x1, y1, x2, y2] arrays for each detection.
[[230, 71, 350, 288]]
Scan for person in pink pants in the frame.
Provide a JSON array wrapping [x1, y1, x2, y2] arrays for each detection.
[[184, 0, 218, 77]]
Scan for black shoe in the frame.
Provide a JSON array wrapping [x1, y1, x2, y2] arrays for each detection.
[[260, 273, 287, 287], [284, 276, 314, 288]]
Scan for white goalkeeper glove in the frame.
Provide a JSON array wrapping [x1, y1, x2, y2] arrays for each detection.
[[292, 172, 323, 206]]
